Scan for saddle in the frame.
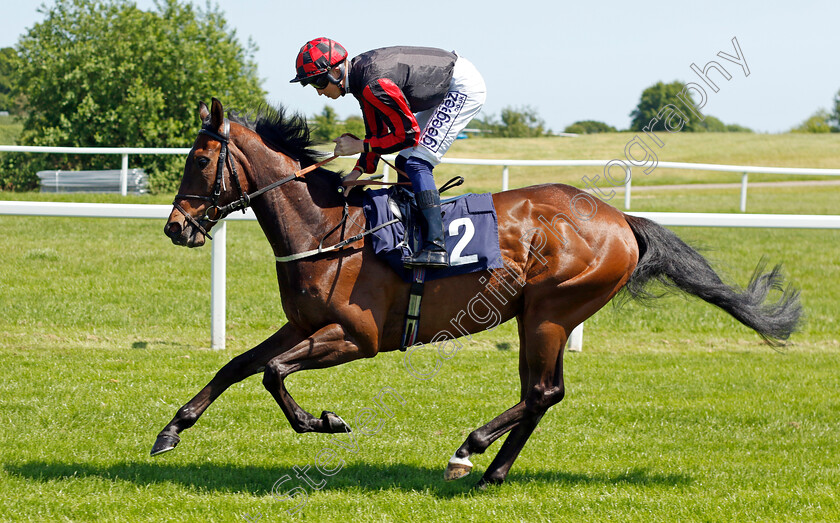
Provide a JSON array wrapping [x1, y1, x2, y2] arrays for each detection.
[[359, 182, 503, 348], [362, 185, 503, 283]]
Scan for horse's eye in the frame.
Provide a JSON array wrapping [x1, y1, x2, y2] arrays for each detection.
[[196, 157, 211, 170]]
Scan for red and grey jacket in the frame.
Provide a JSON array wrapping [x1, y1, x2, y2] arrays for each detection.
[[346, 46, 456, 173]]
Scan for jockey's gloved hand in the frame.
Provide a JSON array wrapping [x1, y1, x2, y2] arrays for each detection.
[[340, 168, 364, 191], [333, 133, 365, 156]]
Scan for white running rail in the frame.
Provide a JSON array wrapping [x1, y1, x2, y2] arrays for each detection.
[[2, 200, 839, 351], [2, 144, 839, 210]]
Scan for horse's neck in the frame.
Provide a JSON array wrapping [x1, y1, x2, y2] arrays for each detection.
[[244, 147, 348, 259]]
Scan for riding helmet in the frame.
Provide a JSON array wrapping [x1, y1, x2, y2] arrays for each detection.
[[290, 37, 348, 86]]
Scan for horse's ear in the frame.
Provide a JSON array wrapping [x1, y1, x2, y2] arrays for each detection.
[[198, 101, 209, 123], [210, 97, 224, 130]]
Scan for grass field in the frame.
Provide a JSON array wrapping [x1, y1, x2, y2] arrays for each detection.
[[415, 132, 840, 193], [4, 120, 840, 193], [1, 135, 839, 521]]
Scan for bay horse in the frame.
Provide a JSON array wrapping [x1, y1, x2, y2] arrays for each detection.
[[155, 98, 801, 488]]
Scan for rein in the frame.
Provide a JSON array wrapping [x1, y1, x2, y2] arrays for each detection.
[[173, 119, 396, 261], [340, 158, 412, 190], [174, 121, 467, 260], [173, 118, 336, 240]]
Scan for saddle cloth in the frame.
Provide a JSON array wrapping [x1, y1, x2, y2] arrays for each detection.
[[362, 187, 503, 282]]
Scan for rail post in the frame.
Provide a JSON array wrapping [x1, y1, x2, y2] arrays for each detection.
[[624, 166, 632, 210], [211, 220, 227, 350], [502, 166, 509, 191], [120, 154, 129, 196], [740, 172, 748, 212], [568, 324, 583, 352]]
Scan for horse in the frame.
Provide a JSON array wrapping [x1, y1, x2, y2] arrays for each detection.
[[154, 98, 802, 488]]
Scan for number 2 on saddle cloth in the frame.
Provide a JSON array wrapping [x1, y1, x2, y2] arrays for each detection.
[[362, 186, 504, 348], [363, 186, 503, 281]]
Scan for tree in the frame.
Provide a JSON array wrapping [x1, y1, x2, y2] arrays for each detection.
[[473, 106, 549, 138], [831, 89, 840, 132], [343, 115, 366, 139], [3, 0, 266, 191], [694, 115, 727, 132], [791, 109, 832, 133], [629, 81, 701, 132], [498, 106, 548, 137], [630, 81, 751, 133], [310, 107, 367, 144], [0, 47, 17, 114], [563, 120, 616, 134], [725, 123, 754, 133], [310, 106, 342, 143]]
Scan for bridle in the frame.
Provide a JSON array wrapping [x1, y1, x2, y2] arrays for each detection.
[[172, 118, 335, 240], [170, 119, 419, 262]]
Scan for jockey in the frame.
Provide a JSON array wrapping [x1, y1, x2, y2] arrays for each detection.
[[291, 38, 487, 268]]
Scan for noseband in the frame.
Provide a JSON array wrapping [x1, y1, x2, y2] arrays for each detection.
[[172, 118, 333, 240]]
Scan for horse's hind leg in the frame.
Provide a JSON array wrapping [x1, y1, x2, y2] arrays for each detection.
[[151, 322, 309, 456], [444, 314, 567, 485], [476, 333, 565, 488]]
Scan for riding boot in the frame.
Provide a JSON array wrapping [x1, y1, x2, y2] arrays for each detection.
[[405, 190, 448, 268]]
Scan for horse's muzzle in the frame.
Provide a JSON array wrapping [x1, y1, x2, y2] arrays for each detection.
[[164, 210, 206, 248]]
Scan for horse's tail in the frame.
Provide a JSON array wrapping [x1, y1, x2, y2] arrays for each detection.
[[622, 214, 802, 345]]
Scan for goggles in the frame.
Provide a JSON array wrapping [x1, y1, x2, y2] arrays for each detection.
[[304, 74, 330, 90]]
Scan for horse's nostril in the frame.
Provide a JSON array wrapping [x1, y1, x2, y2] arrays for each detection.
[[165, 222, 182, 237]]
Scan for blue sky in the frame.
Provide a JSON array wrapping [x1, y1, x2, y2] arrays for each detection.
[[3, 0, 839, 133]]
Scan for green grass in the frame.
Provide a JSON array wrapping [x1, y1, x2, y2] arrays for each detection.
[[0, 338, 838, 521], [5, 130, 840, 193], [2, 185, 838, 347], [0, 114, 23, 145], [1, 135, 839, 521], [433, 132, 840, 193], [313, 132, 840, 198]]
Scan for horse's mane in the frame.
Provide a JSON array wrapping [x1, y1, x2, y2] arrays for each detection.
[[226, 104, 329, 167]]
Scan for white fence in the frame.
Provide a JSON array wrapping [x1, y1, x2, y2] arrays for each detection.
[[3, 145, 840, 211], [2, 200, 839, 351], [1, 145, 838, 350], [427, 159, 840, 212], [0, 145, 186, 196]]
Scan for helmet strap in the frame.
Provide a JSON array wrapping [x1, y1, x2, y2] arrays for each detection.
[[326, 61, 346, 93]]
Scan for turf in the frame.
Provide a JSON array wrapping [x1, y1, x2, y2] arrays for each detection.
[[0, 338, 838, 521], [439, 132, 840, 193], [1, 137, 839, 521]]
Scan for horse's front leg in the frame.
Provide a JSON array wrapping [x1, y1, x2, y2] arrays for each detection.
[[151, 323, 309, 456], [262, 322, 370, 434]]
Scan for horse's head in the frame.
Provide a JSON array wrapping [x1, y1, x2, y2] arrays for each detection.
[[165, 98, 334, 249], [165, 98, 246, 247]]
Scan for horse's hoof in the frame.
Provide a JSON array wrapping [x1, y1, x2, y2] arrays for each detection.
[[320, 411, 351, 433], [444, 454, 473, 481], [150, 433, 180, 456], [473, 476, 503, 490]]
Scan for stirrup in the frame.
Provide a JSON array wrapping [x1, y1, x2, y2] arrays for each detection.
[[404, 248, 448, 268]]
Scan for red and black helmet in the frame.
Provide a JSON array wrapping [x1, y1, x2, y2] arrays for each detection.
[[290, 37, 348, 86]]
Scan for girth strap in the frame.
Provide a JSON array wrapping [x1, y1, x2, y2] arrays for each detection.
[[401, 268, 427, 350], [274, 217, 400, 263]]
